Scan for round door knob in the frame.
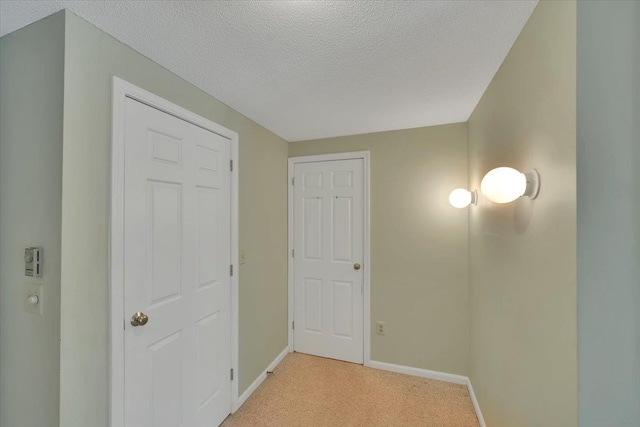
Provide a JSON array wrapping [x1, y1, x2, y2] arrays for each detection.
[[354, 263, 361, 271], [131, 312, 149, 327]]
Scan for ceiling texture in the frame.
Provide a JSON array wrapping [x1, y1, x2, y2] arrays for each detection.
[[0, 1, 537, 141]]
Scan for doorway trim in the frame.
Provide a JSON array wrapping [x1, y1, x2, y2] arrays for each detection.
[[109, 77, 240, 426], [287, 151, 371, 366]]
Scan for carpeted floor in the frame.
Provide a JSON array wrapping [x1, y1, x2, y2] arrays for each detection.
[[222, 352, 479, 427]]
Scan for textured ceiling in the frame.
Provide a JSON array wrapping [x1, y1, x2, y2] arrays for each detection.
[[0, 1, 537, 141]]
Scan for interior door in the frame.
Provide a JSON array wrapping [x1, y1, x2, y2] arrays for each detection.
[[123, 97, 231, 427], [293, 158, 364, 364]]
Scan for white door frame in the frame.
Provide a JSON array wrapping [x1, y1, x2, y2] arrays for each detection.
[[287, 151, 371, 366], [109, 77, 240, 426]]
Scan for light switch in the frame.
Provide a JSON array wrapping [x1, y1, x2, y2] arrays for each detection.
[[24, 283, 43, 315], [239, 249, 247, 265]]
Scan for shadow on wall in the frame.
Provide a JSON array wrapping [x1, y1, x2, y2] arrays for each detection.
[[514, 198, 535, 234], [476, 197, 536, 237]]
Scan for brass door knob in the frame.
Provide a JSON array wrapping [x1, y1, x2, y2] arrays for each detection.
[[131, 312, 149, 327], [354, 263, 361, 271]]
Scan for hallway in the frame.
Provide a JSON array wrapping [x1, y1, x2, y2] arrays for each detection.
[[223, 353, 479, 427]]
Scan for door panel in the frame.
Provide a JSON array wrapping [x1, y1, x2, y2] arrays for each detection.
[[331, 197, 353, 262], [149, 332, 182, 427], [332, 280, 354, 338], [303, 197, 323, 260], [196, 187, 220, 287], [304, 278, 323, 333], [124, 98, 231, 427], [148, 181, 182, 304], [293, 159, 364, 363]]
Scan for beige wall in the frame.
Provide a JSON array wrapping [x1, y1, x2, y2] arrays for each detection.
[[0, 12, 65, 427], [59, 11, 288, 427], [289, 123, 469, 375], [467, 1, 577, 426]]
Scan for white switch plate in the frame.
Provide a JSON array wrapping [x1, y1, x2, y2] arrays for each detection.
[[239, 249, 247, 265], [24, 283, 43, 315]]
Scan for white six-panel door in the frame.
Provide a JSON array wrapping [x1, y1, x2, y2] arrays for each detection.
[[123, 98, 231, 427], [293, 159, 364, 364]]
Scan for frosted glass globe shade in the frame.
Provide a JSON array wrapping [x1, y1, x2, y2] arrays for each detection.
[[449, 188, 473, 208], [480, 167, 527, 203]]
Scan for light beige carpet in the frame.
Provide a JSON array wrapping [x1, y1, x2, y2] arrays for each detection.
[[222, 352, 479, 427]]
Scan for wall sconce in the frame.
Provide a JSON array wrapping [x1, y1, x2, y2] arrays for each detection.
[[449, 188, 477, 208], [480, 167, 540, 204]]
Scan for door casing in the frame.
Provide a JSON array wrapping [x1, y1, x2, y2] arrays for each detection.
[[287, 151, 371, 366], [110, 77, 240, 426]]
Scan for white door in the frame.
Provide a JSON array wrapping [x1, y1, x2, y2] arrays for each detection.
[[293, 159, 364, 364], [123, 98, 231, 427]]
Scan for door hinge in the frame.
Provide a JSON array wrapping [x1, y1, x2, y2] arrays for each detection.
[[291, 177, 295, 186], [230, 159, 233, 172], [291, 249, 295, 258], [230, 369, 234, 381], [230, 264, 233, 276], [292, 321, 295, 330]]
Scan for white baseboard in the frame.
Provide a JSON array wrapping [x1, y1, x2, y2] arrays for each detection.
[[466, 378, 486, 427], [267, 347, 289, 372], [368, 360, 468, 385], [368, 360, 485, 426], [233, 347, 289, 412]]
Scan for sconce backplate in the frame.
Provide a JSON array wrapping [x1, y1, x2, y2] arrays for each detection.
[[523, 169, 540, 199]]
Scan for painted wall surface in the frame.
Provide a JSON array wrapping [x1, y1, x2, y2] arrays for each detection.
[[0, 12, 65, 427], [467, 2, 577, 426], [59, 11, 288, 427], [289, 123, 470, 376], [577, 2, 640, 425]]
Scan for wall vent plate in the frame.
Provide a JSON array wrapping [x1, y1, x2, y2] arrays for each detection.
[[25, 247, 43, 277]]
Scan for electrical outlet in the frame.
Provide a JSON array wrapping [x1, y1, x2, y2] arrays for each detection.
[[24, 283, 43, 315], [239, 249, 247, 265], [376, 321, 386, 335]]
